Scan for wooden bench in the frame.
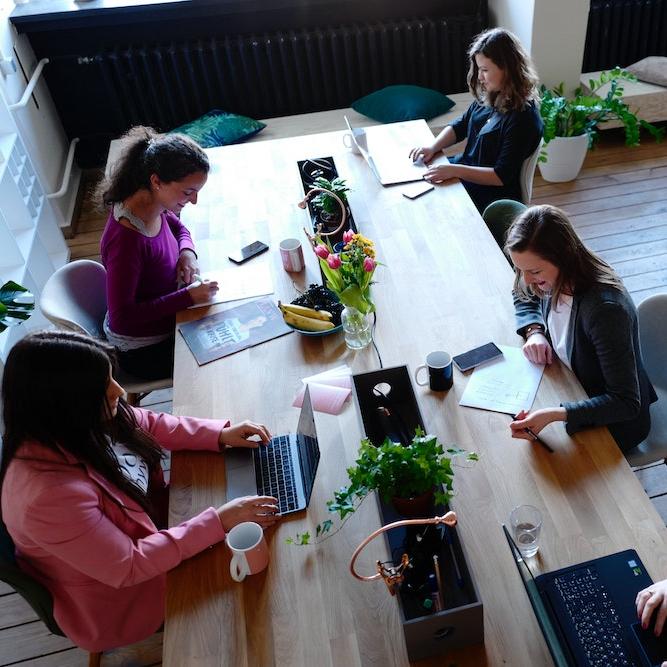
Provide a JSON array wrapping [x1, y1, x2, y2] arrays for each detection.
[[105, 92, 474, 177], [580, 71, 667, 128]]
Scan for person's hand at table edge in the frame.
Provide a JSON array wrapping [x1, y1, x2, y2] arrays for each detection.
[[219, 420, 272, 449], [510, 408, 566, 439], [522, 332, 553, 365], [217, 495, 280, 531], [177, 248, 199, 285]]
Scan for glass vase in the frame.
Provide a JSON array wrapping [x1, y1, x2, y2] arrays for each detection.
[[341, 305, 372, 350]]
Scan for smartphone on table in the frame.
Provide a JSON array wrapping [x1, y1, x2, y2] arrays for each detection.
[[228, 241, 269, 264], [452, 342, 503, 372]]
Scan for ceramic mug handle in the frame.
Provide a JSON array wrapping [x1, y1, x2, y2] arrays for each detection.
[[230, 552, 250, 582], [414, 364, 429, 386]]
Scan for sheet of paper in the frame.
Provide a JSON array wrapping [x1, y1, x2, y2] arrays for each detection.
[[187, 263, 273, 308], [458, 345, 545, 415], [302, 365, 353, 388], [292, 382, 351, 415]]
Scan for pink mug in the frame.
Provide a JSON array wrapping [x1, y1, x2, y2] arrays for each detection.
[[279, 238, 305, 272], [227, 521, 269, 582]]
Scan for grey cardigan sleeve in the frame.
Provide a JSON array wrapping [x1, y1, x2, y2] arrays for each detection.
[[513, 292, 545, 337], [562, 300, 641, 434]]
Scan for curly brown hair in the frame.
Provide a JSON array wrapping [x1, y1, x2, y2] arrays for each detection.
[[467, 28, 540, 113]]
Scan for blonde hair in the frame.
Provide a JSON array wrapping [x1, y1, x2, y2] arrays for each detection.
[[504, 205, 622, 308], [467, 28, 540, 112]]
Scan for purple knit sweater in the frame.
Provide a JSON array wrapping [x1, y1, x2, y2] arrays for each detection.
[[101, 210, 195, 337]]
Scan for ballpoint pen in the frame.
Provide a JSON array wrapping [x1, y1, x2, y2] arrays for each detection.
[[512, 414, 554, 454]]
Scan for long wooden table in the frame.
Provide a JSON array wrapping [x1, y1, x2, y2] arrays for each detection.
[[165, 122, 667, 666]]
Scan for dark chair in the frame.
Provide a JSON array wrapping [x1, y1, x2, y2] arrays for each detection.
[[0, 520, 102, 667], [482, 199, 527, 252]]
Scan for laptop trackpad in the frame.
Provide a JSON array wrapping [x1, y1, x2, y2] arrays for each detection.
[[225, 448, 257, 500], [632, 621, 667, 667]]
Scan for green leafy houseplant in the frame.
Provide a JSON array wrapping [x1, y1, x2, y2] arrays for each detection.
[[539, 68, 664, 160], [287, 428, 478, 546], [0, 281, 34, 333], [310, 177, 350, 216]]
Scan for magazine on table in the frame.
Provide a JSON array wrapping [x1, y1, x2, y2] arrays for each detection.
[[179, 297, 292, 365]]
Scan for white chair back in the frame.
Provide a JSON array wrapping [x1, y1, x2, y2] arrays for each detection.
[[40, 260, 107, 338], [638, 293, 667, 390], [520, 139, 543, 204]]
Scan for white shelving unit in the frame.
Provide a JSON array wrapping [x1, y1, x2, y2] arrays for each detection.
[[0, 103, 69, 371]]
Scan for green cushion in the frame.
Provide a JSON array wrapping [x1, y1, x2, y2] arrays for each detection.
[[170, 110, 266, 148], [351, 85, 455, 123]]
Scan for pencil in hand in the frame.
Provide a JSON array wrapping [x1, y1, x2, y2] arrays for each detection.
[[512, 414, 554, 454]]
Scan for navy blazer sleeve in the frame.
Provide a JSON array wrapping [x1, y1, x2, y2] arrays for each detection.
[[449, 102, 477, 144], [562, 300, 642, 434], [493, 106, 542, 185]]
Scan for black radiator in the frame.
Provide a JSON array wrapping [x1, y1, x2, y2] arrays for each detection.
[[46, 14, 484, 166], [583, 0, 667, 72]]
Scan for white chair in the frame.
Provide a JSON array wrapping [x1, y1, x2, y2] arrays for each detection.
[[520, 139, 543, 204], [624, 293, 667, 467], [40, 260, 172, 404]]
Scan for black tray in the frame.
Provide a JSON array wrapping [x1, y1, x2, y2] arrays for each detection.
[[297, 156, 357, 250]]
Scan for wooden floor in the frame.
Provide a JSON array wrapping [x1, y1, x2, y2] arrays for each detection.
[[3, 129, 665, 666]]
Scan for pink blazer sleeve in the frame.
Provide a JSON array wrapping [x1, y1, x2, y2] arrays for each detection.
[[131, 407, 230, 452], [22, 478, 226, 589]]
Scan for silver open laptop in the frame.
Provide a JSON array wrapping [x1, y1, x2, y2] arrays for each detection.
[[224, 386, 320, 515], [344, 115, 450, 186]]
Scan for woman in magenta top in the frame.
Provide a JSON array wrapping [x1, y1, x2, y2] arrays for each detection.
[[99, 126, 219, 380], [0, 331, 279, 652]]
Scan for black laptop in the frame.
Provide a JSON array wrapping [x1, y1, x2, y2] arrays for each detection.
[[224, 387, 321, 515], [503, 525, 667, 667]]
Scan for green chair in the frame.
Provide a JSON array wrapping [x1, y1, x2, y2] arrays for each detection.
[[0, 520, 102, 666], [482, 199, 527, 252]]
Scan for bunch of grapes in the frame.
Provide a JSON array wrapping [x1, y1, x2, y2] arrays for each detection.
[[292, 284, 344, 326]]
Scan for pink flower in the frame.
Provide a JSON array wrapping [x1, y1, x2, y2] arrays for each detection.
[[314, 244, 330, 259], [343, 229, 355, 244], [327, 254, 342, 269], [363, 257, 376, 272]]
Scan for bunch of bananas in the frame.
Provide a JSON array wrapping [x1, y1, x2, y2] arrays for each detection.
[[278, 301, 335, 332]]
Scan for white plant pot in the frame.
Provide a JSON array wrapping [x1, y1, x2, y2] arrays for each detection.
[[538, 134, 589, 182]]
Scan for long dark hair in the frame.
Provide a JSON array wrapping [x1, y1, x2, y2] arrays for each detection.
[[467, 28, 539, 112], [97, 125, 209, 207], [504, 204, 622, 307], [0, 331, 164, 512]]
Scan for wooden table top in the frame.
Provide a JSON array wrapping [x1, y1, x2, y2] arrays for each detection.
[[165, 121, 667, 667]]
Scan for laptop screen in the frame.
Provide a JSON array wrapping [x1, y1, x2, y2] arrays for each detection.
[[502, 525, 573, 667], [296, 387, 321, 504]]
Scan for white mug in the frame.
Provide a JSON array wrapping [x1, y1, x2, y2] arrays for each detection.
[[279, 238, 305, 272], [342, 133, 361, 154], [227, 521, 270, 582]]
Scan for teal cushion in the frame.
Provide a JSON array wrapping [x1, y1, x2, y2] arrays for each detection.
[[170, 110, 266, 148], [351, 85, 455, 123]]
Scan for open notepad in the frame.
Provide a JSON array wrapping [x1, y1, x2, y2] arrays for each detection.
[[459, 345, 545, 416], [187, 263, 274, 309]]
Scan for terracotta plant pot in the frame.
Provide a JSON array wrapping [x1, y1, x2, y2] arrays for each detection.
[[391, 488, 436, 518]]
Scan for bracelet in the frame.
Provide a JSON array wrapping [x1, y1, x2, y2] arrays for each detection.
[[525, 327, 545, 340]]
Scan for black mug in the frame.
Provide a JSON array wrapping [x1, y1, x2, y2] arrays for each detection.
[[415, 351, 453, 391]]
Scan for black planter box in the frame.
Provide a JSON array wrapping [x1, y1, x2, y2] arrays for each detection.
[[352, 365, 484, 661]]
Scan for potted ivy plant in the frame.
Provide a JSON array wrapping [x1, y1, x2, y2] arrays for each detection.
[[309, 176, 350, 227], [538, 68, 664, 182], [287, 428, 477, 545], [0, 281, 34, 333]]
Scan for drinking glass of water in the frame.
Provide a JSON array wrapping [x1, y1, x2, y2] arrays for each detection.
[[509, 505, 542, 558]]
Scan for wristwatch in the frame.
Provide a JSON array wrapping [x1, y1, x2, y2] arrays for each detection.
[[524, 324, 545, 340]]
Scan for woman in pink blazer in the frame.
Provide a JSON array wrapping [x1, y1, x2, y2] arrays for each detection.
[[0, 331, 279, 652]]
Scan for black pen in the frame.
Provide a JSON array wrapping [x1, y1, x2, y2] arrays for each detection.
[[512, 414, 554, 453]]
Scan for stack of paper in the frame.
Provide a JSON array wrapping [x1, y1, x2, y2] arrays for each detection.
[[293, 365, 353, 415], [458, 345, 545, 415]]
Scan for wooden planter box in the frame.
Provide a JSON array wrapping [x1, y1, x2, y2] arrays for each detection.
[[352, 365, 484, 661]]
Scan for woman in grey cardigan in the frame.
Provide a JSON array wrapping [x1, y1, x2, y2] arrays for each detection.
[[505, 204, 657, 452]]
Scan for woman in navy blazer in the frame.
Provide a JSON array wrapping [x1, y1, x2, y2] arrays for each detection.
[[505, 205, 657, 452], [410, 28, 543, 213]]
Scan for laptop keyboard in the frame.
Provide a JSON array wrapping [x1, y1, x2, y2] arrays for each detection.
[[253, 435, 298, 514], [552, 566, 633, 667]]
